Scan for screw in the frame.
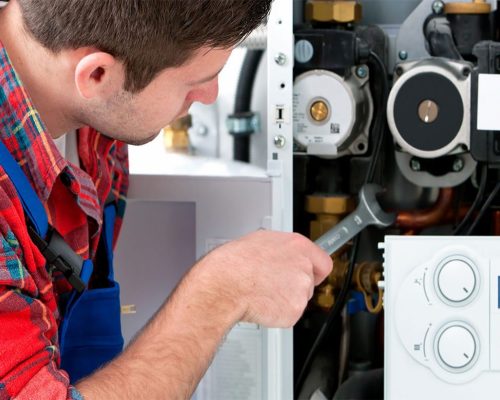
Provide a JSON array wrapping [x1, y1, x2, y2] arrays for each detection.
[[356, 66, 368, 79], [462, 68, 471, 77], [274, 135, 286, 148], [453, 158, 464, 172], [395, 66, 404, 76], [410, 158, 421, 171], [399, 50, 408, 61], [274, 53, 287, 66], [432, 1, 444, 15], [196, 125, 208, 136]]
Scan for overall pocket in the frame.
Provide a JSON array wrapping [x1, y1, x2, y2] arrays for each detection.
[[59, 281, 123, 383]]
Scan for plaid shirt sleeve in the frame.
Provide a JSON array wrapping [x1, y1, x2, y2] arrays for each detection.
[[0, 170, 83, 399]]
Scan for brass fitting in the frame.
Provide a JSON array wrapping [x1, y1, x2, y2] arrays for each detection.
[[163, 115, 192, 153], [306, 195, 355, 241], [354, 262, 383, 313], [306, 0, 362, 24], [306, 195, 355, 215], [315, 284, 335, 310], [315, 257, 350, 310], [307, 194, 355, 310], [310, 100, 330, 122], [445, 0, 491, 14]]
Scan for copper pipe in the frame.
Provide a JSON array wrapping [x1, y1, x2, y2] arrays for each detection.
[[494, 211, 500, 235], [396, 188, 454, 230], [444, 206, 469, 225]]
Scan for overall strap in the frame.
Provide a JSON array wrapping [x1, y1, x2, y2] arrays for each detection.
[[0, 140, 90, 292], [0, 141, 48, 237], [103, 203, 117, 281]]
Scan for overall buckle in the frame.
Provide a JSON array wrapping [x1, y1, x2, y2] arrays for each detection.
[[28, 226, 86, 293]]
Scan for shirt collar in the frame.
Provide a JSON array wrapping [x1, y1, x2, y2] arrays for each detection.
[[0, 42, 102, 225]]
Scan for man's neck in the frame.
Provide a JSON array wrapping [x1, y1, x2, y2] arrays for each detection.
[[0, 1, 80, 138]]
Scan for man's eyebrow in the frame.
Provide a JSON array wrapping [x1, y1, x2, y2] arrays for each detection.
[[187, 66, 225, 85]]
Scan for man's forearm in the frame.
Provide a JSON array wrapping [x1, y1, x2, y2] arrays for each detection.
[[76, 255, 241, 400], [75, 230, 333, 399]]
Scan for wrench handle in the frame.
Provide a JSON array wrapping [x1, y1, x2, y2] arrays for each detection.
[[314, 212, 364, 256]]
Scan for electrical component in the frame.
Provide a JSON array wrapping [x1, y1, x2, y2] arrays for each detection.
[[470, 41, 500, 164], [387, 58, 478, 187], [293, 28, 373, 158], [383, 236, 500, 400], [388, 58, 470, 159], [293, 68, 373, 158]]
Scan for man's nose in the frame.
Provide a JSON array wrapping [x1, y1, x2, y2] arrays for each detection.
[[193, 78, 219, 105]]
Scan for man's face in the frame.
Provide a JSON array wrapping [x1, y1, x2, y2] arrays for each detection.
[[78, 46, 232, 145]]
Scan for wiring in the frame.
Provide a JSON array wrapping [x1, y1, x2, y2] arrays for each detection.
[[294, 50, 389, 398], [294, 236, 360, 398], [465, 180, 500, 235], [453, 163, 487, 235]]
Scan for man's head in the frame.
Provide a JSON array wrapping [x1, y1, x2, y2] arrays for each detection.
[[9, 0, 272, 143]]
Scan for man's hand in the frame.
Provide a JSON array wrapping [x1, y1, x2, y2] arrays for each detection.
[[199, 230, 333, 328], [77, 230, 332, 400]]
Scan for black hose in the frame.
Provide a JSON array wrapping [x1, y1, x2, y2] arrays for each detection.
[[233, 135, 251, 163], [235, 50, 263, 112], [425, 17, 463, 60], [333, 368, 384, 400], [294, 51, 389, 398], [231, 50, 264, 162], [295, 236, 361, 399], [365, 51, 389, 185]]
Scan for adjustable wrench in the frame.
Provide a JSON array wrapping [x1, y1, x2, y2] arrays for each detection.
[[315, 184, 395, 256]]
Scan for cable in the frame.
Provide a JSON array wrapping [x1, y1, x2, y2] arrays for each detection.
[[365, 51, 389, 185], [465, 180, 500, 235], [294, 236, 360, 398], [453, 163, 487, 235], [230, 49, 264, 162], [294, 51, 389, 398]]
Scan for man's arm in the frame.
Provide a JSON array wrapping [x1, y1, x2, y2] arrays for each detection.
[[76, 230, 333, 399]]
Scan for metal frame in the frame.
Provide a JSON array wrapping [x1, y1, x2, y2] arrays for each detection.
[[266, 0, 294, 398]]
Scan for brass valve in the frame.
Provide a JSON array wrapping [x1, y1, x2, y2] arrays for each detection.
[[163, 115, 192, 153], [445, 0, 491, 14], [306, 194, 355, 241], [314, 257, 350, 310], [307, 194, 355, 310], [354, 261, 383, 313], [305, 0, 362, 24]]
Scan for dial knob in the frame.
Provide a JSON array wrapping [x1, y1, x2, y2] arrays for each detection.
[[437, 324, 477, 369], [437, 259, 476, 303]]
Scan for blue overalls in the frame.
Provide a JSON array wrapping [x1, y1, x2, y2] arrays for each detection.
[[0, 140, 123, 383]]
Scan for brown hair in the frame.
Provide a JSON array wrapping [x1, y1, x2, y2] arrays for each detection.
[[18, 0, 272, 92]]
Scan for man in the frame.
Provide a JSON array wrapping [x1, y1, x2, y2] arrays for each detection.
[[0, 1, 333, 399]]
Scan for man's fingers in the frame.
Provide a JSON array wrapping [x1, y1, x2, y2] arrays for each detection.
[[309, 244, 333, 285], [291, 233, 333, 286], [308, 283, 315, 300]]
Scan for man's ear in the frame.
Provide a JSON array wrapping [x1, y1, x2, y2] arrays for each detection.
[[74, 52, 123, 99]]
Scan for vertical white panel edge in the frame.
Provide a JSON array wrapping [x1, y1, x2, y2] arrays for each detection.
[[266, 0, 294, 399]]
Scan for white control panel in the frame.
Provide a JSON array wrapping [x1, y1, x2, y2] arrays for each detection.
[[382, 236, 500, 400]]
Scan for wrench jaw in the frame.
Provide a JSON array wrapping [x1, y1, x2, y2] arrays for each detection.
[[360, 184, 396, 228], [314, 184, 396, 256]]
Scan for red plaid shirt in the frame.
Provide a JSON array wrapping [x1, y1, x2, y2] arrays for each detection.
[[0, 42, 129, 399]]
